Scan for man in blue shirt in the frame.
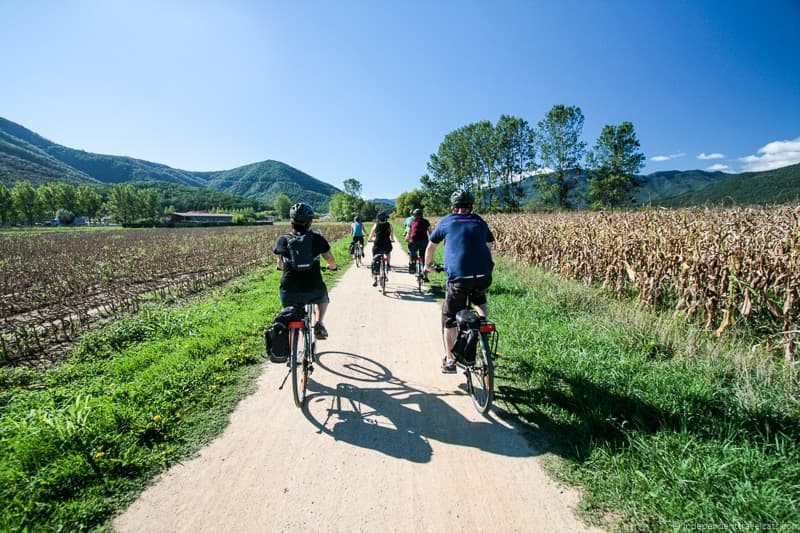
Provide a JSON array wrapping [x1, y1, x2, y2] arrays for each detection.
[[425, 189, 494, 373]]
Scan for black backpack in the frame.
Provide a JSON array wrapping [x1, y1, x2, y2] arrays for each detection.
[[283, 231, 315, 271], [265, 306, 304, 362]]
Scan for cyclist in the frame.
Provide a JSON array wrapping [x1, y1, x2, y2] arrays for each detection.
[[406, 208, 431, 278], [425, 189, 494, 373], [368, 211, 395, 287], [349, 215, 365, 258], [402, 209, 414, 239], [273, 203, 338, 339]]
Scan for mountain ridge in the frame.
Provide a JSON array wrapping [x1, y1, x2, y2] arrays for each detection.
[[0, 117, 339, 210]]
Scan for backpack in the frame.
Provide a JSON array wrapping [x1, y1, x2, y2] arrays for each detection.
[[283, 232, 315, 271], [265, 306, 304, 362]]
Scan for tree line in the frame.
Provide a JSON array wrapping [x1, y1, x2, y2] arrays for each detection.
[[412, 105, 645, 214], [0, 180, 285, 226]]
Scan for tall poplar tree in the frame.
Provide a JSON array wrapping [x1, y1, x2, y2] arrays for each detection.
[[536, 105, 587, 209], [586, 122, 646, 208]]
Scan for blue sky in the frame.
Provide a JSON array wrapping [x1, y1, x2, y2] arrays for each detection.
[[1, 0, 798, 198]]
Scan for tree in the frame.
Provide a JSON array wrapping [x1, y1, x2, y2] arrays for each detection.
[[11, 181, 42, 225], [493, 115, 536, 211], [55, 183, 78, 213], [343, 178, 363, 198], [139, 189, 162, 222], [395, 189, 423, 217], [328, 192, 363, 221], [56, 208, 76, 225], [36, 183, 60, 217], [359, 200, 378, 221], [536, 104, 587, 209], [0, 183, 14, 225], [274, 193, 292, 219], [586, 122, 646, 209], [76, 186, 103, 221], [106, 184, 139, 224]]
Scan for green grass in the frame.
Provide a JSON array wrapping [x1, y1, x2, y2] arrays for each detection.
[[0, 238, 351, 531], [430, 257, 800, 530]]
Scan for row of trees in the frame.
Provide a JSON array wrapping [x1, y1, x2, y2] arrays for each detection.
[[418, 105, 645, 213], [0, 181, 164, 225], [327, 179, 393, 222]]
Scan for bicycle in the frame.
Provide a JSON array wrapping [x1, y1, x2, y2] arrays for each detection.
[[353, 242, 364, 267], [284, 302, 316, 408], [373, 253, 389, 294], [413, 254, 426, 293], [431, 265, 498, 414]]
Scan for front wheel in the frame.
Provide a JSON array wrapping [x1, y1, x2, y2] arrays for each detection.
[[467, 334, 494, 415], [291, 329, 309, 408]]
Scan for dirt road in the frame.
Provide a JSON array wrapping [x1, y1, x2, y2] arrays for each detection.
[[114, 247, 598, 532]]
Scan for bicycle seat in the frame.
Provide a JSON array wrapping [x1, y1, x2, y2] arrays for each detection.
[[455, 309, 481, 330]]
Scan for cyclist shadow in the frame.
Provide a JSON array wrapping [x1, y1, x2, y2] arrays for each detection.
[[304, 351, 537, 463]]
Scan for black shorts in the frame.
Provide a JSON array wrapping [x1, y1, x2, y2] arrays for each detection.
[[442, 275, 492, 328], [372, 243, 392, 256], [408, 240, 428, 261], [280, 288, 330, 308], [351, 236, 365, 245]]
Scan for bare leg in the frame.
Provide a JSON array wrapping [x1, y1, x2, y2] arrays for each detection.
[[315, 303, 328, 325], [475, 303, 488, 318], [443, 326, 458, 361]]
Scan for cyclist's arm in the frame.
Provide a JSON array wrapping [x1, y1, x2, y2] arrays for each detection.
[[367, 224, 376, 241], [321, 250, 338, 270], [424, 240, 438, 270], [389, 225, 395, 242]]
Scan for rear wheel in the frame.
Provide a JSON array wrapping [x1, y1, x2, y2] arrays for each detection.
[[466, 334, 494, 415], [355, 246, 362, 267], [291, 328, 309, 408], [380, 261, 387, 294], [416, 261, 423, 293]]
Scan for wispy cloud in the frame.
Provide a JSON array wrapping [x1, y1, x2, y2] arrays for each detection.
[[706, 163, 732, 172], [698, 152, 725, 160], [650, 152, 686, 162], [739, 137, 800, 172]]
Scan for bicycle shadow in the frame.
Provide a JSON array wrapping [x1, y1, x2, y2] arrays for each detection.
[[303, 351, 538, 463]]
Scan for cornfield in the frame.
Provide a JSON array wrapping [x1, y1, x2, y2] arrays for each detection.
[[484, 206, 800, 361], [0, 225, 348, 363]]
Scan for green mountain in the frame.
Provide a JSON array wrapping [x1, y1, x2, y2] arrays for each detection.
[[659, 163, 800, 206], [635, 169, 730, 204], [0, 117, 339, 210]]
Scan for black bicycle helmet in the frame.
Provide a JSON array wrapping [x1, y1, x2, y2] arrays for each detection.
[[354, 215, 362, 223], [412, 208, 423, 217], [289, 202, 314, 225], [450, 189, 474, 208], [377, 211, 388, 222]]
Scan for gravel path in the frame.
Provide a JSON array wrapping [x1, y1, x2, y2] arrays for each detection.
[[114, 247, 599, 532]]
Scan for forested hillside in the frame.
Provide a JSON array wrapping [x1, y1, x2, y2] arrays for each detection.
[[0, 117, 339, 210], [660, 163, 800, 206]]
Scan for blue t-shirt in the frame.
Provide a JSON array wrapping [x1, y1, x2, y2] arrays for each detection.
[[352, 222, 364, 237], [429, 213, 494, 280]]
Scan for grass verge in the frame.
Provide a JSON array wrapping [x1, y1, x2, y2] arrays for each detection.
[[432, 257, 799, 530], [0, 238, 351, 531]]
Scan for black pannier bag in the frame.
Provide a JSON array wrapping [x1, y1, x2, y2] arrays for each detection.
[[452, 309, 481, 364], [371, 254, 382, 275], [265, 306, 304, 363]]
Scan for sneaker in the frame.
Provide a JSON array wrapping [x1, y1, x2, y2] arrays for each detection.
[[423, 273, 430, 282], [314, 323, 328, 339], [441, 357, 457, 374], [408, 264, 415, 274], [372, 278, 378, 287]]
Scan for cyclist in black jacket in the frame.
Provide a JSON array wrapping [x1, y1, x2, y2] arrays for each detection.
[[368, 211, 396, 286], [273, 203, 338, 339]]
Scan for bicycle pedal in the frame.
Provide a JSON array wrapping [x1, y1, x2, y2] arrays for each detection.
[[307, 365, 314, 374]]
